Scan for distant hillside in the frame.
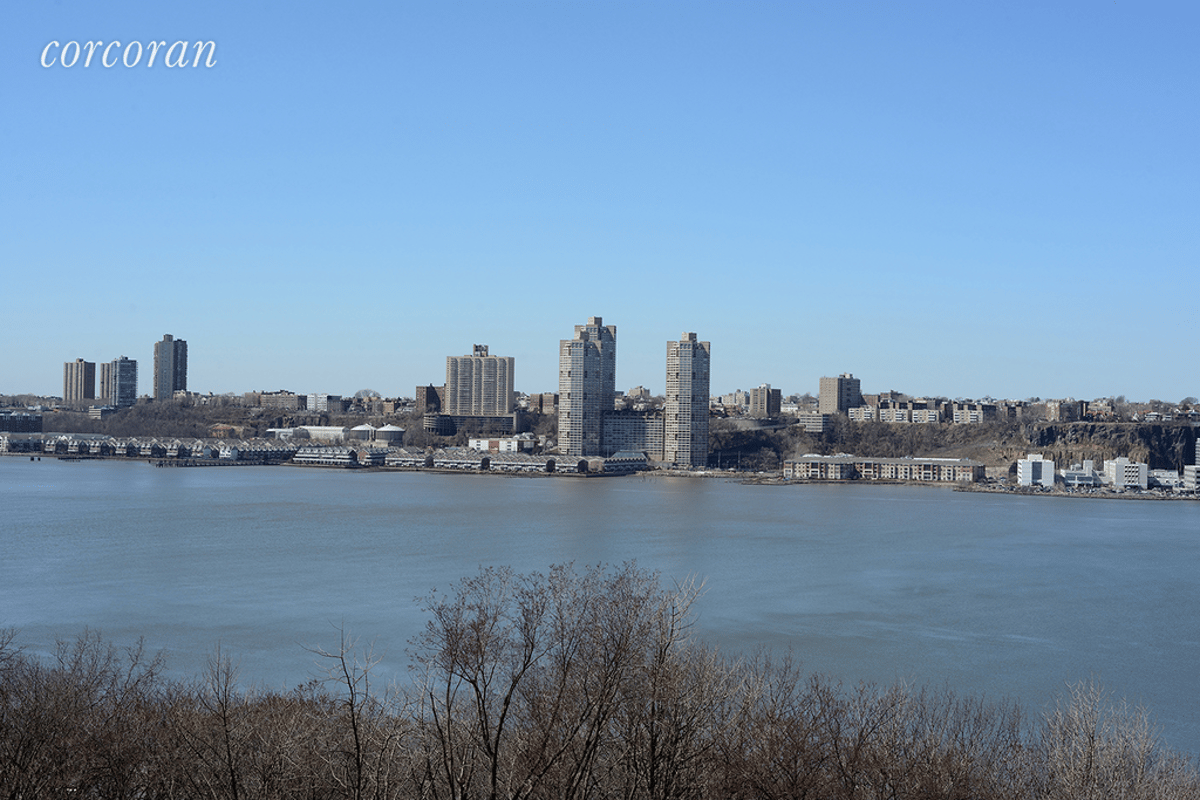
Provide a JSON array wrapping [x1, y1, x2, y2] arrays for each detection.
[[708, 417, 1198, 473]]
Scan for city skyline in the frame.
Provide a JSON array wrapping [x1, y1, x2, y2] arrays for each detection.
[[14, 321, 1200, 406], [4, 2, 1198, 401]]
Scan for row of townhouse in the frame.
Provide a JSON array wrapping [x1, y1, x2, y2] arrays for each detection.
[[381, 447, 632, 474], [783, 454, 986, 483], [12, 434, 298, 461]]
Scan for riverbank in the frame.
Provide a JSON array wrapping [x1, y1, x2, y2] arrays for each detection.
[[955, 482, 1198, 501]]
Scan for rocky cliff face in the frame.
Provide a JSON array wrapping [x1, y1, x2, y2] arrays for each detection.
[[721, 419, 1199, 473], [1023, 423, 1198, 471]]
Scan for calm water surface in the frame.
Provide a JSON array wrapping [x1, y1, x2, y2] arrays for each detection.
[[2, 458, 1198, 752]]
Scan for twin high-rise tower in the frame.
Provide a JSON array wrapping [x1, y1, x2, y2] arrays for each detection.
[[62, 355, 138, 407], [557, 317, 709, 468]]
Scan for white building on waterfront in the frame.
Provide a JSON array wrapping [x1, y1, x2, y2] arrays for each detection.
[[1017, 453, 1055, 487], [1103, 457, 1149, 490]]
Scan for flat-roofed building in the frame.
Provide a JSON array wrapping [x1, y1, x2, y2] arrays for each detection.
[[749, 384, 781, 418], [795, 412, 832, 432], [153, 334, 187, 400], [603, 410, 664, 460], [950, 402, 997, 424], [445, 344, 515, 416], [1104, 457, 1149, 489], [63, 358, 96, 404], [1184, 465, 1199, 492], [415, 384, 444, 413], [99, 357, 138, 408], [819, 373, 862, 414], [785, 454, 984, 483], [1047, 399, 1085, 422], [252, 390, 304, 410], [307, 394, 342, 413], [1017, 454, 1055, 487], [1062, 460, 1102, 487]]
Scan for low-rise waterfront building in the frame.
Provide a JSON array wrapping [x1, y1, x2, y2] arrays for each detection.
[[602, 410, 664, 460], [1061, 460, 1102, 487], [1149, 469, 1182, 490], [1184, 465, 1200, 492], [1017, 454, 1055, 487], [1103, 457, 1149, 490], [783, 454, 985, 483], [293, 446, 358, 467]]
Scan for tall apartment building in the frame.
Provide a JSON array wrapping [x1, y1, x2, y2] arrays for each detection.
[[664, 332, 710, 468], [445, 344, 515, 416], [749, 383, 781, 418], [558, 316, 617, 457], [153, 334, 188, 400], [819, 373, 862, 414], [99, 356, 138, 407], [415, 384, 444, 413], [63, 358, 96, 404]]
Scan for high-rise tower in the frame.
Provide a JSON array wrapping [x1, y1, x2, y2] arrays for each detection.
[[445, 344, 515, 416], [819, 373, 862, 414], [63, 358, 96, 404], [153, 334, 188, 400], [100, 356, 138, 407], [558, 316, 616, 457], [664, 332, 710, 468]]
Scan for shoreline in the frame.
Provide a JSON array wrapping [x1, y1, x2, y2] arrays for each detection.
[[7, 453, 1199, 499]]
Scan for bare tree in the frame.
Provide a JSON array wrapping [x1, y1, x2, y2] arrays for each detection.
[[408, 563, 711, 800]]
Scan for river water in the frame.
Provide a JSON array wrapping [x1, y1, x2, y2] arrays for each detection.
[[2, 457, 1198, 753]]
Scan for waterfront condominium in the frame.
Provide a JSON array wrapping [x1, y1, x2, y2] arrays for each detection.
[[664, 332, 711, 468], [558, 316, 617, 457], [153, 334, 188, 400], [445, 344, 515, 416], [63, 358, 96, 404], [100, 356, 138, 408]]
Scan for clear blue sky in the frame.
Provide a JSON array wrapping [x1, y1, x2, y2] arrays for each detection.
[[3, 1, 1197, 402]]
